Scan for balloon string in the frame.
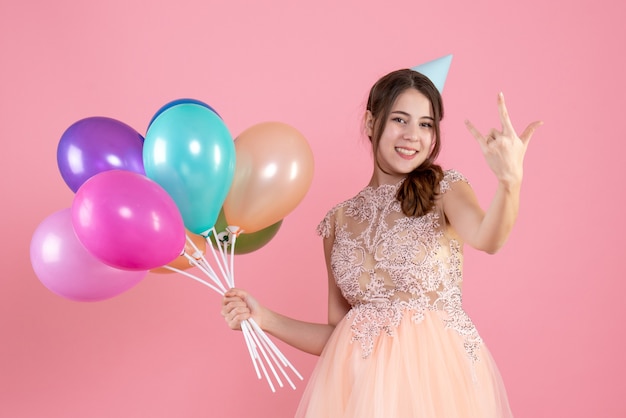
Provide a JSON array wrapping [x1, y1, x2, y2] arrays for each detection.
[[215, 226, 235, 288], [249, 318, 304, 380], [240, 322, 262, 379], [221, 241, 234, 289], [182, 234, 227, 291], [249, 319, 297, 390], [229, 234, 236, 287], [161, 265, 224, 295], [206, 230, 232, 289], [185, 234, 202, 255], [242, 320, 277, 392], [182, 253, 227, 294], [169, 232, 302, 391]]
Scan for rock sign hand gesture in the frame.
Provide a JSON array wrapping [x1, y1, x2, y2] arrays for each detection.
[[465, 92, 543, 186]]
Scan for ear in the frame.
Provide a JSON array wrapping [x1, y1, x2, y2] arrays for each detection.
[[365, 110, 374, 137]]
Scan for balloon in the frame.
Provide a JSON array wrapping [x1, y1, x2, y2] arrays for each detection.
[[30, 209, 147, 302], [147, 98, 220, 129], [57, 116, 145, 192], [223, 122, 314, 233], [72, 170, 186, 271], [143, 103, 235, 236], [151, 230, 207, 274], [211, 210, 282, 255]]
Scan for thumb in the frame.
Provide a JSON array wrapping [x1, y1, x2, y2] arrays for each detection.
[[519, 120, 544, 145]]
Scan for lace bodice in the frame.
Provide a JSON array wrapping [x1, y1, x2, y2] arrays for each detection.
[[317, 170, 482, 360]]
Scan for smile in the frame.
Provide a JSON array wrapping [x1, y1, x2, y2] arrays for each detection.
[[395, 147, 417, 156]]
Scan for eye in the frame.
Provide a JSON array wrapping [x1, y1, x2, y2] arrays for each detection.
[[392, 117, 407, 124], [420, 122, 433, 128]]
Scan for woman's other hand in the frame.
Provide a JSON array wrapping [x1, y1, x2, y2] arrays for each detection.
[[221, 288, 262, 330]]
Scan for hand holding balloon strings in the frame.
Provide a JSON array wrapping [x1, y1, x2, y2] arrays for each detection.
[[159, 226, 303, 392], [144, 109, 313, 392]]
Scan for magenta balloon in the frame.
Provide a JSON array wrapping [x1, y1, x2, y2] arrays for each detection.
[[72, 170, 186, 271], [30, 209, 147, 302], [57, 116, 145, 192]]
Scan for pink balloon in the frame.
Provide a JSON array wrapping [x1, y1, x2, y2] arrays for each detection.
[[72, 170, 186, 271], [30, 209, 147, 302]]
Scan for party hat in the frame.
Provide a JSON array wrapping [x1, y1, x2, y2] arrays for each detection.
[[411, 54, 453, 93]]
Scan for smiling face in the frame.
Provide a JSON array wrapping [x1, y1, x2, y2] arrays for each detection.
[[366, 88, 436, 185]]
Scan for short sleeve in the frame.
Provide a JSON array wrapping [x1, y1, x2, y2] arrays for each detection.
[[316, 207, 337, 239], [439, 169, 469, 194]]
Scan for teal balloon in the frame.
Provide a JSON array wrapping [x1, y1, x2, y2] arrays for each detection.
[[143, 103, 235, 235]]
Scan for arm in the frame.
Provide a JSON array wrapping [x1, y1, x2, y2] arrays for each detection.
[[444, 92, 542, 254], [442, 177, 520, 254], [221, 234, 350, 356]]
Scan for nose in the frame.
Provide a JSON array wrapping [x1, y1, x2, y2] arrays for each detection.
[[404, 124, 420, 141]]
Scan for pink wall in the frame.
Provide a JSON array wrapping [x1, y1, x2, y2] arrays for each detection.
[[2, 0, 624, 417]]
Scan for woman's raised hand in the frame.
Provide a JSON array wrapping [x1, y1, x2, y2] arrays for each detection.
[[465, 92, 543, 187], [221, 288, 261, 330]]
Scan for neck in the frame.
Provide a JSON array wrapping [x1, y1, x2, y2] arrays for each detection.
[[368, 171, 407, 188]]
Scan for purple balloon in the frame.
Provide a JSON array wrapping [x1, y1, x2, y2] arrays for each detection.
[[30, 209, 147, 302], [72, 170, 186, 271], [57, 117, 145, 192]]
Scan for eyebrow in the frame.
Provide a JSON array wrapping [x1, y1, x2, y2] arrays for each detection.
[[390, 110, 434, 120]]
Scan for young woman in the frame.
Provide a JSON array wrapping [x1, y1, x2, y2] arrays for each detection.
[[222, 69, 542, 417]]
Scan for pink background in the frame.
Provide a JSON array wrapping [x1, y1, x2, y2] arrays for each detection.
[[1, 0, 624, 417]]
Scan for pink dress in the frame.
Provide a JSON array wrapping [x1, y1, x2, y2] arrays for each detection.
[[295, 170, 513, 417]]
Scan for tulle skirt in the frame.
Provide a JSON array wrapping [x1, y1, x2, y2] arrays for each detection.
[[295, 309, 512, 417]]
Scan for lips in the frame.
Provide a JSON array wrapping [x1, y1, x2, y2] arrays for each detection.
[[395, 147, 417, 156]]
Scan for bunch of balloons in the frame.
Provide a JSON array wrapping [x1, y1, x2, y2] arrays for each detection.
[[30, 99, 314, 303]]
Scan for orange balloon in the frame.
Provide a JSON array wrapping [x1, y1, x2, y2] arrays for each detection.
[[223, 122, 314, 233], [150, 231, 207, 274]]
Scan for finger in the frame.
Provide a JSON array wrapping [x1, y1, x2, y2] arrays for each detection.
[[223, 300, 248, 314], [222, 299, 241, 311], [519, 120, 544, 145], [228, 311, 250, 327], [497, 92, 516, 135], [464, 119, 487, 146], [226, 306, 250, 320], [222, 296, 244, 304], [234, 309, 251, 320], [224, 288, 244, 297], [226, 318, 243, 330], [487, 128, 501, 143], [221, 303, 233, 315], [224, 289, 250, 303]]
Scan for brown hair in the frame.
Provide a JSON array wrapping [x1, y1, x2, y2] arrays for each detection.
[[366, 69, 444, 217]]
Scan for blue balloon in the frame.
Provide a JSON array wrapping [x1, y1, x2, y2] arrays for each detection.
[[147, 98, 220, 130], [143, 104, 235, 235]]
